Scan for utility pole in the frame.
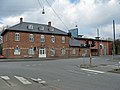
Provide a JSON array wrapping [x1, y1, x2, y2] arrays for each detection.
[[113, 20, 116, 56], [97, 28, 100, 56]]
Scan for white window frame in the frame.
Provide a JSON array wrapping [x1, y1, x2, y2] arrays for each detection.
[[50, 48, 55, 56], [15, 33, 20, 41], [73, 48, 76, 55], [61, 48, 66, 55], [40, 35, 45, 42], [29, 34, 34, 42], [14, 46, 20, 55], [62, 36, 65, 43], [28, 47, 34, 55], [51, 35, 55, 43]]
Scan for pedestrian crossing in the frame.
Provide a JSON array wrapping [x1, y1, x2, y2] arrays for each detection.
[[14, 76, 32, 85], [0, 75, 46, 85], [1, 76, 10, 80]]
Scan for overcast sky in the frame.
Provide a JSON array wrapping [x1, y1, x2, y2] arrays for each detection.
[[0, 0, 120, 39]]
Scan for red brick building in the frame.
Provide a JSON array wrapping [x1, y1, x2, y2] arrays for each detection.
[[1, 18, 112, 58], [69, 37, 112, 57]]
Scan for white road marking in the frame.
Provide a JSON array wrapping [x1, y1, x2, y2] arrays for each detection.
[[1, 76, 15, 87], [30, 78, 46, 84], [39, 81, 46, 84], [32, 64, 37, 66], [31, 78, 42, 83], [14, 76, 32, 85], [85, 71, 98, 75], [26, 65, 30, 67], [68, 70, 85, 74], [81, 68, 105, 74], [1, 76, 10, 80]]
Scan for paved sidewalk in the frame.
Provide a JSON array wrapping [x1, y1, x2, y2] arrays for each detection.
[[79, 55, 120, 73], [0, 58, 57, 62]]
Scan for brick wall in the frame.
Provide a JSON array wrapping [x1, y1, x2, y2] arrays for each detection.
[[2, 31, 112, 58], [2, 31, 70, 58]]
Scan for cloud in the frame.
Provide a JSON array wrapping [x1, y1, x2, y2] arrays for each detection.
[[0, 0, 120, 39], [69, 0, 80, 4], [0, 0, 54, 18]]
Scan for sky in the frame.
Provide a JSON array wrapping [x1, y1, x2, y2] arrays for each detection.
[[0, 0, 120, 39]]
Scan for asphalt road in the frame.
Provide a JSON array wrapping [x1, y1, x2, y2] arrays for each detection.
[[0, 56, 120, 90]]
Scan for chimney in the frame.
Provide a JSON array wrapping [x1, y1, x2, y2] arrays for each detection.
[[20, 17, 23, 23], [48, 21, 51, 27]]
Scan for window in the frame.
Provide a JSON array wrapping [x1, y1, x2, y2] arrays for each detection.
[[73, 48, 76, 54], [62, 36, 65, 43], [51, 28, 54, 31], [29, 34, 34, 42], [15, 33, 20, 41], [40, 35, 45, 42], [48, 27, 54, 32], [38, 26, 44, 31], [51, 35, 55, 43], [28, 47, 34, 55], [14, 46, 20, 55], [61, 48, 66, 55], [27, 25, 33, 30], [51, 48, 55, 56]]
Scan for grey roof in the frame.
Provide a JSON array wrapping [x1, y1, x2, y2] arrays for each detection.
[[2, 22, 67, 35], [69, 38, 85, 47]]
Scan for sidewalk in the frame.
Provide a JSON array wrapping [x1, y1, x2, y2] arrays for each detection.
[[79, 55, 120, 73], [0, 58, 57, 62]]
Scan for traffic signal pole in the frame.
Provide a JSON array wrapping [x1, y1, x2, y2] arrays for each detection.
[[84, 40, 96, 66]]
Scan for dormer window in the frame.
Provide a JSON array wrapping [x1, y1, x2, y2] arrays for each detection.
[[27, 25, 33, 30], [48, 27, 54, 32], [38, 26, 44, 31], [51, 28, 54, 31]]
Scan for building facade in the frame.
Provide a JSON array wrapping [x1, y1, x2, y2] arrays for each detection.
[[1, 20, 72, 58], [1, 18, 112, 58], [69, 38, 112, 57]]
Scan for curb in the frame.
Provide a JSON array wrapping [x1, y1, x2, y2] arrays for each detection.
[[0, 58, 57, 62]]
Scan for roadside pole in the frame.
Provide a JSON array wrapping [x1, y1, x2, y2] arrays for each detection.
[[89, 45, 92, 66], [112, 20, 116, 60]]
